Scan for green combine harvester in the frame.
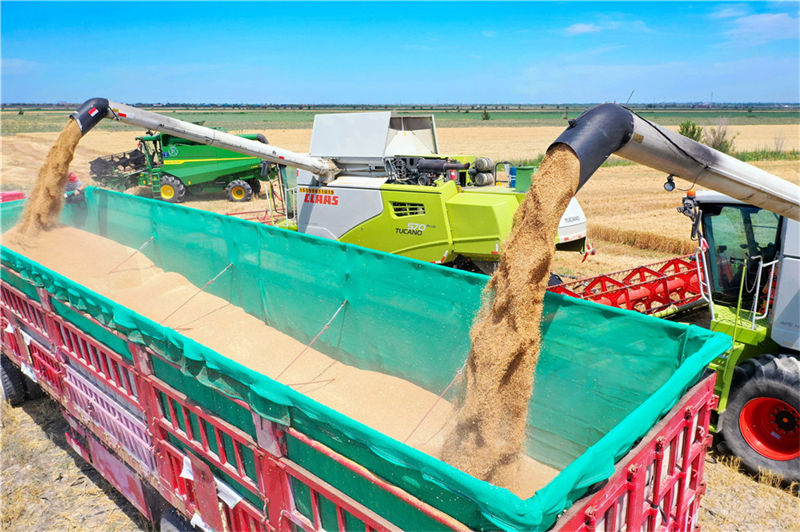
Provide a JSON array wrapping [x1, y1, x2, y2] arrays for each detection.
[[90, 132, 270, 202]]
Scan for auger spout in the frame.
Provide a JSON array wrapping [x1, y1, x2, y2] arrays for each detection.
[[71, 98, 340, 182]]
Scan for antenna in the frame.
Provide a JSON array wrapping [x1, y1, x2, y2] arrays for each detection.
[[625, 90, 635, 105]]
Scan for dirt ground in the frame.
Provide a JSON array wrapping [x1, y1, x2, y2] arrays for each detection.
[[1, 124, 799, 528], [1, 398, 150, 531]]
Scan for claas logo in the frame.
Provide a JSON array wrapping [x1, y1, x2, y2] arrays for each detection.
[[303, 193, 339, 205], [299, 187, 339, 206]]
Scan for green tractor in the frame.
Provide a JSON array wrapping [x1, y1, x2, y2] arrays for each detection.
[[90, 132, 271, 203]]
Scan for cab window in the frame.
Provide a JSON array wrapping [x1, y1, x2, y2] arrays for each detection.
[[701, 204, 780, 306]]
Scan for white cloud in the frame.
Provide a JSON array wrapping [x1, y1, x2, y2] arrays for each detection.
[[1, 58, 42, 75], [565, 23, 602, 36], [564, 20, 649, 36], [481, 30, 497, 38], [726, 12, 799, 44], [710, 5, 749, 19]]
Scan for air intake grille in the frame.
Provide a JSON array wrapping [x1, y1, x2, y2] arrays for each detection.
[[391, 202, 426, 217]]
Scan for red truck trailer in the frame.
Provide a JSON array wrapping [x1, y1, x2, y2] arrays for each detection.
[[1, 189, 729, 531]]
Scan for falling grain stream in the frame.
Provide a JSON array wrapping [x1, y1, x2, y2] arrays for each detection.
[[442, 145, 580, 485]]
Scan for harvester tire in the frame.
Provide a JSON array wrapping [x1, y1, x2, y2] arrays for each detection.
[[226, 180, 252, 202], [247, 178, 262, 196], [1, 355, 26, 407], [159, 508, 196, 532], [720, 354, 800, 482], [159, 175, 187, 203]]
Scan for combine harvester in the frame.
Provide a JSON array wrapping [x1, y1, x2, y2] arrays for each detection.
[[0, 99, 796, 531], [90, 131, 270, 203]]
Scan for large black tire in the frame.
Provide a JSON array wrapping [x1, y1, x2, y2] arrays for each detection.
[[23, 375, 44, 400], [225, 179, 253, 202], [159, 175, 187, 203], [1, 355, 26, 406], [719, 354, 800, 481], [246, 178, 262, 196], [159, 508, 196, 532]]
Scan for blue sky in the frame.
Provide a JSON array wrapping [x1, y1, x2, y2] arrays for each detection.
[[2, 1, 798, 103]]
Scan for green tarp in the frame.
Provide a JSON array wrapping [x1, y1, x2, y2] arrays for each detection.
[[0, 189, 731, 530]]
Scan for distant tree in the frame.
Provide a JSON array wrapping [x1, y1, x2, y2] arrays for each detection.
[[18, 109, 23, 115], [481, 109, 491, 121], [678, 120, 703, 142]]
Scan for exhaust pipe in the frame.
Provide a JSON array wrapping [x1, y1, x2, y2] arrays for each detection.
[[551, 104, 800, 221]]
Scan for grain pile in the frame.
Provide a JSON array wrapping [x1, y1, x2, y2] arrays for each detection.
[[16, 119, 82, 234], [442, 144, 580, 487], [1, 226, 559, 498]]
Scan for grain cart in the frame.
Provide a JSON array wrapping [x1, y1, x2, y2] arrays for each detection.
[[1, 188, 728, 531], [90, 132, 269, 202], [78, 100, 587, 273]]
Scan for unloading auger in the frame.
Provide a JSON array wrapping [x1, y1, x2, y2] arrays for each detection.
[[550, 103, 800, 221], [72, 98, 341, 183]]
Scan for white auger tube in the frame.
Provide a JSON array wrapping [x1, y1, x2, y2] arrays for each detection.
[[72, 98, 340, 182], [552, 104, 800, 221]]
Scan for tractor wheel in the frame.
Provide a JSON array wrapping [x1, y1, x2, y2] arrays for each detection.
[[159, 175, 187, 203], [473, 260, 498, 275], [1, 355, 26, 406], [720, 354, 800, 481], [225, 180, 252, 202], [247, 178, 262, 197]]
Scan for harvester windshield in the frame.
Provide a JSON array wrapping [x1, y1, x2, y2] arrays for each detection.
[[702, 203, 781, 306]]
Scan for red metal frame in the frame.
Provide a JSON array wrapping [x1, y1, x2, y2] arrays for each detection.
[[1, 312, 25, 364], [0, 283, 50, 336], [52, 317, 141, 408], [549, 254, 703, 315], [0, 270, 717, 532], [555, 374, 716, 531], [27, 338, 64, 396], [145, 375, 263, 497], [62, 364, 157, 472]]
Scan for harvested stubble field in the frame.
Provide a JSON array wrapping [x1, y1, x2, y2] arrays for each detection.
[[1, 117, 799, 530], [2, 107, 799, 135]]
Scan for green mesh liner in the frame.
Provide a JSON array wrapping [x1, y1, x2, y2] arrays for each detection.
[[0, 191, 731, 530]]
